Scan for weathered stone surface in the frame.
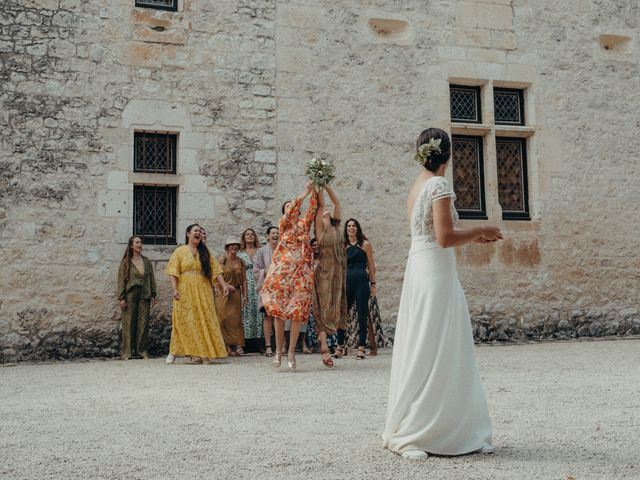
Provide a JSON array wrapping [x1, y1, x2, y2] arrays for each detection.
[[1, 0, 639, 361]]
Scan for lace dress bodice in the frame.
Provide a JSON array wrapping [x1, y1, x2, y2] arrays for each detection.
[[411, 176, 458, 244]]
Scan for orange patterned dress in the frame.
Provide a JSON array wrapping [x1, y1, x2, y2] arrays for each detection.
[[261, 192, 318, 322]]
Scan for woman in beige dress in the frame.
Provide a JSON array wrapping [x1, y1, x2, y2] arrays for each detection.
[[313, 186, 348, 368], [216, 238, 247, 356]]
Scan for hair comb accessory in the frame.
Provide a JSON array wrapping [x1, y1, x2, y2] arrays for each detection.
[[414, 138, 442, 166]]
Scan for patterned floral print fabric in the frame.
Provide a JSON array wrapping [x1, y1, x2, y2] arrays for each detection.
[[261, 192, 318, 322], [165, 245, 228, 358], [238, 250, 264, 341], [305, 306, 319, 348], [313, 224, 348, 334], [345, 295, 390, 349]]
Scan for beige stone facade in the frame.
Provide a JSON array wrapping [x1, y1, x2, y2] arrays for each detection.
[[1, 0, 639, 360]]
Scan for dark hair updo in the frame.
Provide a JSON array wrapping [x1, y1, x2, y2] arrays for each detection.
[[416, 128, 452, 172]]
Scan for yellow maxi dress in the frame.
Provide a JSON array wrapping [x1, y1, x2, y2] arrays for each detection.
[[165, 246, 228, 359]]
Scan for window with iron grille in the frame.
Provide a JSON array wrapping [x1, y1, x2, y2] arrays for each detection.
[[450, 85, 482, 123], [134, 132, 177, 174], [451, 135, 487, 219], [496, 138, 529, 220], [135, 0, 178, 12], [133, 185, 177, 245], [494, 88, 525, 125]]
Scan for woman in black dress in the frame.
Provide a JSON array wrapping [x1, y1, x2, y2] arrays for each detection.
[[336, 218, 377, 359]]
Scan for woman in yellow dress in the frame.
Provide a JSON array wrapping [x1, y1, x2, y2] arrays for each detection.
[[165, 224, 233, 364]]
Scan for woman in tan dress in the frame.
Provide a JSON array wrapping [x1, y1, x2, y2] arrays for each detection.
[[216, 238, 247, 356], [314, 186, 348, 368]]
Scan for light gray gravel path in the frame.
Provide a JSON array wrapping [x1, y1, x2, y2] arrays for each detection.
[[1, 339, 639, 480]]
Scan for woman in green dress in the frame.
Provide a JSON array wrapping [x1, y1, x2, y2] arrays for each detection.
[[117, 235, 157, 359]]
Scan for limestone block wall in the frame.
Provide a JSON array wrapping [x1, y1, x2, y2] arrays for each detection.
[[1, 0, 639, 361]]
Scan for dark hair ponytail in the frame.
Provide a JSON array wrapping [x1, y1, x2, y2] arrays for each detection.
[[185, 223, 212, 282], [416, 128, 452, 172]]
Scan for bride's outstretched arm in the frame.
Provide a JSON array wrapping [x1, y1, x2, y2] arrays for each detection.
[[433, 198, 502, 248]]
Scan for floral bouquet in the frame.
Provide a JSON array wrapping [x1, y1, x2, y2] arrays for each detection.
[[306, 157, 335, 188]]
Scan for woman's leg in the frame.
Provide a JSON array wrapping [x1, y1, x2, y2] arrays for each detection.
[[136, 297, 151, 358], [274, 317, 285, 366], [356, 282, 371, 349], [120, 293, 134, 359], [288, 320, 301, 369], [263, 314, 273, 355], [318, 330, 333, 367]]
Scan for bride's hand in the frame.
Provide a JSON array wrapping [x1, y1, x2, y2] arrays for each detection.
[[481, 227, 503, 242]]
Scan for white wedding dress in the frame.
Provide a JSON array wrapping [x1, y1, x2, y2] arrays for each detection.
[[382, 176, 492, 456]]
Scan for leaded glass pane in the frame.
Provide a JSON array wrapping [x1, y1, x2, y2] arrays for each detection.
[[496, 138, 527, 214], [450, 85, 481, 123], [494, 89, 524, 125], [452, 136, 484, 213], [134, 132, 176, 173], [135, 0, 178, 11], [133, 185, 177, 245]]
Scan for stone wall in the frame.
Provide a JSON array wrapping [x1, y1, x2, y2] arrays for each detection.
[[1, 0, 639, 361]]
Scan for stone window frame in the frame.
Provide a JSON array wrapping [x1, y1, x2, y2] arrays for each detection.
[[133, 184, 179, 245], [448, 78, 539, 223], [134, 0, 180, 13], [131, 129, 180, 245]]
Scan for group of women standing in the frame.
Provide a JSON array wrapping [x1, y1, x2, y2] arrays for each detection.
[[259, 182, 383, 370], [117, 184, 383, 369]]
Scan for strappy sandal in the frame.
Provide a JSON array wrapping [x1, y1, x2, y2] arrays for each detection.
[[332, 346, 343, 359], [265, 346, 273, 357], [235, 347, 245, 356], [356, 347, 365, 360], [321, 349, 334, 368]]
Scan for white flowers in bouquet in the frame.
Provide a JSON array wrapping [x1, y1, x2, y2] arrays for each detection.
[[306, 157, 336, 188]]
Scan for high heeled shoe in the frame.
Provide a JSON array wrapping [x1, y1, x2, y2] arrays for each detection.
[[273, 352, 282, 368], [320, 348, 333, 368], [287, 353, 296, 371]]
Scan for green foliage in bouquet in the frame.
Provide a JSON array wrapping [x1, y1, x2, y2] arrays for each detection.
[[306, 158, 336, 188]]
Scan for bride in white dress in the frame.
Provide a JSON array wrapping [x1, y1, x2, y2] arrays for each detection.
[[382, 128, 503, 459]]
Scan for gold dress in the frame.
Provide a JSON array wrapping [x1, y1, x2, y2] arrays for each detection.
[[313, 224, 348, 334], [215, 259, 245, 348], [165, 246, 227, 359]]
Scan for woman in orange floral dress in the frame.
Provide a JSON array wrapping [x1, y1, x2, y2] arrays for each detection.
[[262, 182, 318, 370]]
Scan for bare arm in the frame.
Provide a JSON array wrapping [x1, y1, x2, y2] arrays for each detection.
[[363, 240, 377, 295], [215, 274, 232, 297], [324, 186, 341, 221], [433, 197, 502, 248], [315, 189, 326, 240], [170, 275, 180, 300]]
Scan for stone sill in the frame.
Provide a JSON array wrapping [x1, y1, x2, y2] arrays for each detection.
[[450, 123, 492, 136], [129, 172, 183, 185], [495, 125, 537, 138], [450, 123, 537, 138]]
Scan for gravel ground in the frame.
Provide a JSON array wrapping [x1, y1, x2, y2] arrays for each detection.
[[1, 339, 639, 480]]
